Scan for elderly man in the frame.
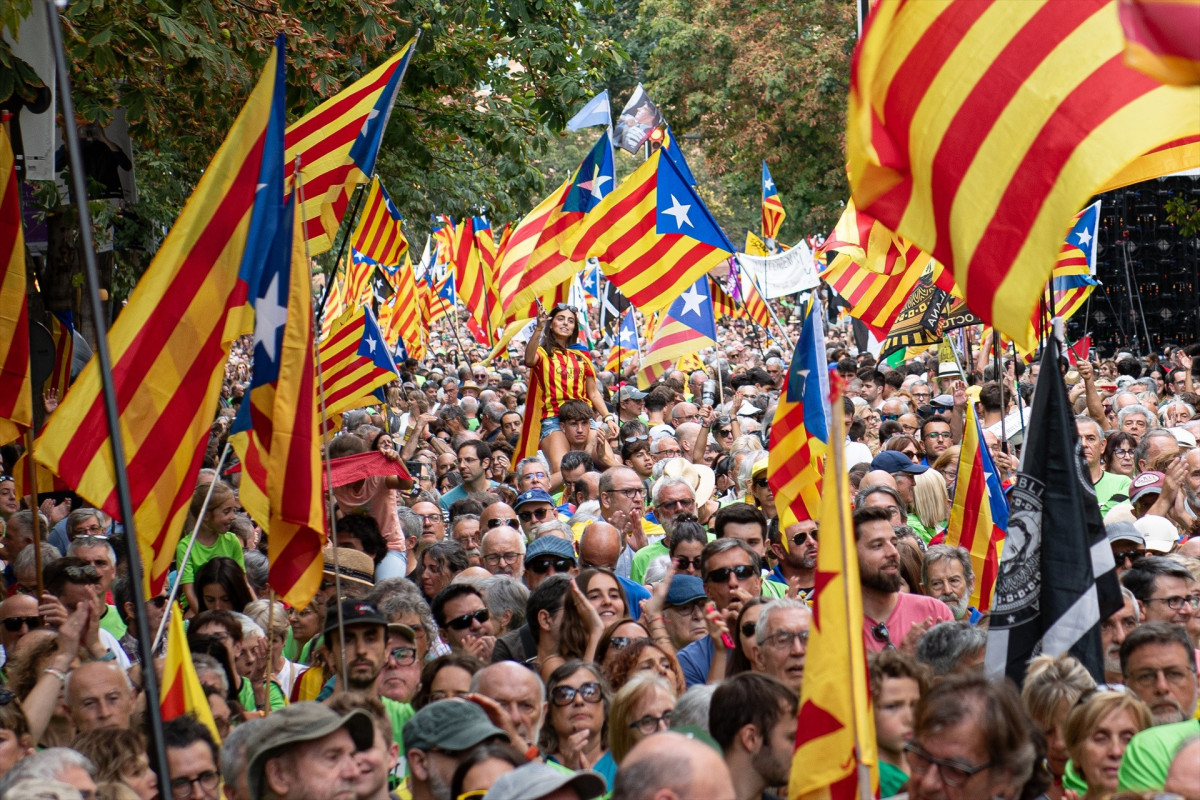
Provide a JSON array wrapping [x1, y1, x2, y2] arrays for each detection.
[[752, 598, 811, 694], [450, 516, 482, 567], [629, 475, 697, 583], [921, 545, 982, 624], [403, 700, 508, 800], [471, 662, 546, 755], [0, 593, 41, 665], [523, 536, 578, 590], [650, 436, 682, 463], [246, 702, 374, 800], [1108, 522, 1147, 576], [411, 501, 445, 544], [66, 660, 135, 732], [1121, 557, 1197, 627], [1, 511, 44, 581], [514, 489, 559, 539], [517, 456, 552, 492], [616, 386, 647, 423], [479, 501, 519, 533], [660, 575, 710, 651], [1118, 404, 1155, 441], [612, 732, 735, 800], [68, 535, 124, 640], [1102, 587, 1141, 686], [598, 467, 662, 579], [481, 526, 525, 581], [1120, 622, 1198, 727], [1077, 416, 1133, 515], [1133, 429, 1180, 476], [677, 539, 763, 687]]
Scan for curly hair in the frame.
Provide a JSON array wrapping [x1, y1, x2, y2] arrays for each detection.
[[71, 728, 148, 784], [604, 639, 685, 697]]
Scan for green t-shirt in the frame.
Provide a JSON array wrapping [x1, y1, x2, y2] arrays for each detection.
[[630, 541, 669, 584], [1118, 719, 1199, 792], [760, 575, 786, 598], [176, 532, 245, 586], [99, 604, 127, 640], [383, 696, 415, 752], [879, 760, 908, 798], [238, 676, 286, 712], [907, 514, 937, 544], [1094, 471, 1132, 517]]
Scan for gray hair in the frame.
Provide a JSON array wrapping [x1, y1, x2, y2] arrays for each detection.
[[396, 506, 422, 543], [854, 484, 905, 511], [1159, 400, 1195, 424], [568, 500, 603, 528], [220, 716, 267, 787], [921, 544, 975, 588], [517, 455, 550, 477], [1120, 584, 1141, 621], [65, 508, 106, 535], [0, 748, 96, 795], [649, 437, 680, 456], [14, 543, 61, 574], [460, 397, 479, 415], [192, 653, 230, 694], [1, 779, 86, 800], [643, 555, 672, 586], [754, 598, 810, 647], [484, 402, 508, 424], [531, 521, 575, 541], [478, 575, 530, 631], [5, 510, 47, 542], [669, 684, 718, 733], [1074, 414, 1103, 440], [915, 621, 988, 676], [233, 612, 264, 641], [1117, 404, 1155, 431], [651, 475, 694, 506], [1132, 429, 1179, 470], [367, 578, 438, 653], [244, 600, 289, 639], [242, 549, 269, 590], [67, 535, 117, 566]]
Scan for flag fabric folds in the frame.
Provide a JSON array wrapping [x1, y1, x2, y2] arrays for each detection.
[[636, 277, 717, 389], [345, 252, 376, 308], [426, 272, 457, 325], [161, 602, 222, 742], [0, 123, 31, 446], [822, 257, 948, 338], [496, 182, 568, 325], [564, 148, 735, 314], [945, 404, 1009, 612], [847, 0, 1200, 351], [34, 41, 287, 596], [319, 270, 348, 342], [761, 161, 786, 242], [567, 89, 612, 131], [985, 333, 1122, 685], [351, 179, 408, 269], [605, 307, 638, 373], [318, 307, 401, 417], [285, 38, 416, 255], [1118, 0, 1200, 86], [768, 299, 831, 528], [790, 376, 878, 800], [47, 313, 75, 399]]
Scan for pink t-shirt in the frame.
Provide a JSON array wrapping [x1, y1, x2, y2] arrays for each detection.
[[863, 592, 954, 653], [332, 475, 403, 550]]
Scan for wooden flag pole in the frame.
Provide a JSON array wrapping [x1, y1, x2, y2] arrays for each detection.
[[23, 431, 43, 599], [43, 2, 170, 795]]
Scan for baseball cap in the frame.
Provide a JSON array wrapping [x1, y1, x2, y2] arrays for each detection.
[[617, 386, 647, 402], [524, 535, 576, 565], [246, 703, 374, 800], [402, 699, 506, 752], [323, 600, 388, 636], [483, 762, 607, 800], [930, 394, 955, 409], [1130, 471, 1165, 505], [664, 575, 707, 607], [1105, 521, 1145, 547], [871, 450, 930, 475], [514, 488, 556, 510], [1135, 515, 1179, 554]]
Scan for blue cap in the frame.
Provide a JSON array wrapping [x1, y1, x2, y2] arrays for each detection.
[[514, 488, 556, 510], [664, 575, 707, 607], [871, 450, 929, 475], [525, 535, 576, 564]]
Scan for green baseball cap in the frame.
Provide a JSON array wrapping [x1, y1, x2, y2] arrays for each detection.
[[402, 699, 506, 752], [246, 702, 374, 800]]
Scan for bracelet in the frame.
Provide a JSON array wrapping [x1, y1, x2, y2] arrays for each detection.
[[42, 667, 66, 682], [524, 744, 540, 762], [97, 650, 117, 662], [645, 615, 666, 625]]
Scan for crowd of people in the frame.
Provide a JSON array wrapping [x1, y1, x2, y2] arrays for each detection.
[[0, 296, 1198, 800]]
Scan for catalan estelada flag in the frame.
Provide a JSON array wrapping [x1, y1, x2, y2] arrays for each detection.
[[285, 38, 416, 255], [0, 122, 31, 446], [317, 307, 400, 417], [496, 184, 568, 326], [945, 403, 1009, 613], [761, 161, 786, 242], [319, 269, 348, 342], [768, 298, 830, 527], [351, 179, 408, 269], [34, 39, 287, 596], [605, 307, 638, 373], [426, 271, 457, 325], [345, 251, 376, 307], [710, 277, 740, 321], [1119, 0, 1200, 86], [47, 313, 75, 399], [161, 602, 222, 742], [790, 377, 878, 800], [563, 147, 735, 314], [847, 0, 1200, 351], [636, 276, 716, 389]]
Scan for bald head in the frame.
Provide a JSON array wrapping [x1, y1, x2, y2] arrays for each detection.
[[471, 661, 546, 745], [613, 732, 735, 800], [579, 522, 623, 570], [480, 502, 517, 530], [481, 526, 525, 579], [674, 422, 702, 455], [451, 566, 494, 585], [859, 470, 899, 492]]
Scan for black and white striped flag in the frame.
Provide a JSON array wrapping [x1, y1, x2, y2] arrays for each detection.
[[985, 329, 1122, 686]]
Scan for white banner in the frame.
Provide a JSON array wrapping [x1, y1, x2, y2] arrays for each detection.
[[734, 240, 820, 298]]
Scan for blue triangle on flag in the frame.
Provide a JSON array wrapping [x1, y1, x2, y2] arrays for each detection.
[[655, 150, 733, 253], [564, 132, 616, 214], [787, 299, 831, 444], [665, 276, 717, 341], [762, 161, 778, 199], [348, 45, 413, 176], [1070, 200, 1101, 273], [662, 125, 696, 186], [359, 308, 401, 376]]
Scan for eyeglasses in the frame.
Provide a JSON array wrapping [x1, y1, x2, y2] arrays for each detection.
[[624, 434, 649, 442], [528, 557, 575, 575], [880, 413, 900, 421], [1129, 666, 1196, 688], [518, 508, 554, 523], [389, 646, 418, 665], [73, 523, 105, 536], [763, 629, 809, 651], [550, 681, 603, 707], [417, 513, 443, 524], [629, 711, 673, 735], [484, 552, 523, 566], [753, 477, 770, 489], [610, 636, 650, 651], [2, 616, 41, 632], [790, 529, 818, 547], [924, 431, 953, 441], [1145, 595, 1200, 611], [673, 555, 702, 570], [904, 742, 992, 788], [608, 487, 646, 499], [911, 393, 931, 400], [1112, 548, 1146, 564], [522, 471, 548, 480], [871, 622, 896, 649], [170, 770, 221, 799], [1112, 448, 1135, 457], [486, 517, 519, 529], [656, 498, 696, 513], [705, 564, 757, 583], [444, 609, 489, 631]]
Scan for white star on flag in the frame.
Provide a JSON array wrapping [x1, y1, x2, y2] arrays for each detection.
[[359, 108, 379, 136], [591, 169, 611, 200], [365, 336, 377, 354], [253, 272, 288, 362], [1075, 228, 1093, 248], [678, 284, 705, 317], [662, 195, 693, 229], [620, 328, 636, 345], [764, 177, 774, 191]]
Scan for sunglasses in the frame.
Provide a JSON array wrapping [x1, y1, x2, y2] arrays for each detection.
[[550, 681, 603, 707], [486, 517, 519, 529], [741, 621, 757, 639], [705, 564, 757, 583], [880, 413, 900, 421], [1113, 548, 1146, 563], [63, 565, 100, 583], [528, 557, 575, 575], [673, 555, 702, 570], [717, 429, 733, 437], [753, 477, 770, 489], [871, 621, 896, 649], [624, 434, 649, 442], [1, 616, 41, 632], [444, 609, 489, 631], [790, 529, 818, 547], [610, 636, 650, 651], [518, 508, 554, 523]]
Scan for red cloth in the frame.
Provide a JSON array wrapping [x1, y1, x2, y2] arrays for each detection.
[[321, 452, 412, 491]]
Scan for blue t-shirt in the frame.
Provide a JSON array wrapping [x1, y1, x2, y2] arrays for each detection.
[[618, 576, 650, 621], [678, 636, 716, 688]]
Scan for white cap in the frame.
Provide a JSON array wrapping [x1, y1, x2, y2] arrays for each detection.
[[1134, 515, 1179, 554]]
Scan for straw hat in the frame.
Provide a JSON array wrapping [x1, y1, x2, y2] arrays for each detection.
[[322, 546, 375, 589], [661, 458, 716, 506]]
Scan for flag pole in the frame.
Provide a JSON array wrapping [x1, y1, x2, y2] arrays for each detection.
[[153, 442, 231, 651], [43, 2, 170, 795], [317, 180, 368, 318], [23, 431, 44, 598]]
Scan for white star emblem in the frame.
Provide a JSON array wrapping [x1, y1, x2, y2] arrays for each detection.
[[662, 195, 693, 229], [764, 177, 774, 191], [364, 335, 378, 354], [256, 182, 268, 193], [678, 284, 705, 317], [1075, 228, 1093, 248], [591, 169, 611, 200], [253, 272, 288, 362], [359, 108, 379, 136], [620, 328, 636, 345]]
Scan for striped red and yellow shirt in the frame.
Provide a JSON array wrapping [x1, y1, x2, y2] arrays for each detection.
[[536, 345, 596, 417]]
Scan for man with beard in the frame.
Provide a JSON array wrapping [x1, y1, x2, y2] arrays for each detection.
[[766, 514, 818, 603], [920, 545, 983, 625], [628, 475, 695, 582], [439, 441, 498, 511], [1101, 587, 1141, 685], [246, 703, 374, 800], [709, 673, 799, 800], [450, 515, 483, 567], [1120, 622, 1199, 727], [403, 700, 507, 800], [856, 506, 951, 654]]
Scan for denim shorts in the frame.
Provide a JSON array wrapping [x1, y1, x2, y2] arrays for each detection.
[[540, 415, 560, 436]]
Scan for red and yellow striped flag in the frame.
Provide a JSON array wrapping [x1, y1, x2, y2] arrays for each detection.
[[351, 179, 408, 268], [847, 0, 1200, 351], [161, 602, 222, 742], [819, 197, 927, 276], [945, 403, 1009, 612], [496, 184, 567, 325], [821, 257, 945, 338], [47, 314, 74, 399], [345, 253, 375, 308], [473, 218, 501, 342], [0, 121, 31, 446], [740, 273, 773, 333], [761, 161, 787, 241], [1119, 0, 1200, 86], [710, 277, 739, 321], [790, 377, 878, 800], [318, 307, 400, 417], [34, 44, 288, 596], [320, 270, 348, 342], [285, 39, 416, 255]]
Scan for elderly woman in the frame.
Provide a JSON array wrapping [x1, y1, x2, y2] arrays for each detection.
[[541, 660, 617, 789], [608, 673, 677, 764], [1021, 654, 1097, 800], [1063, 691, 1152, 800]]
